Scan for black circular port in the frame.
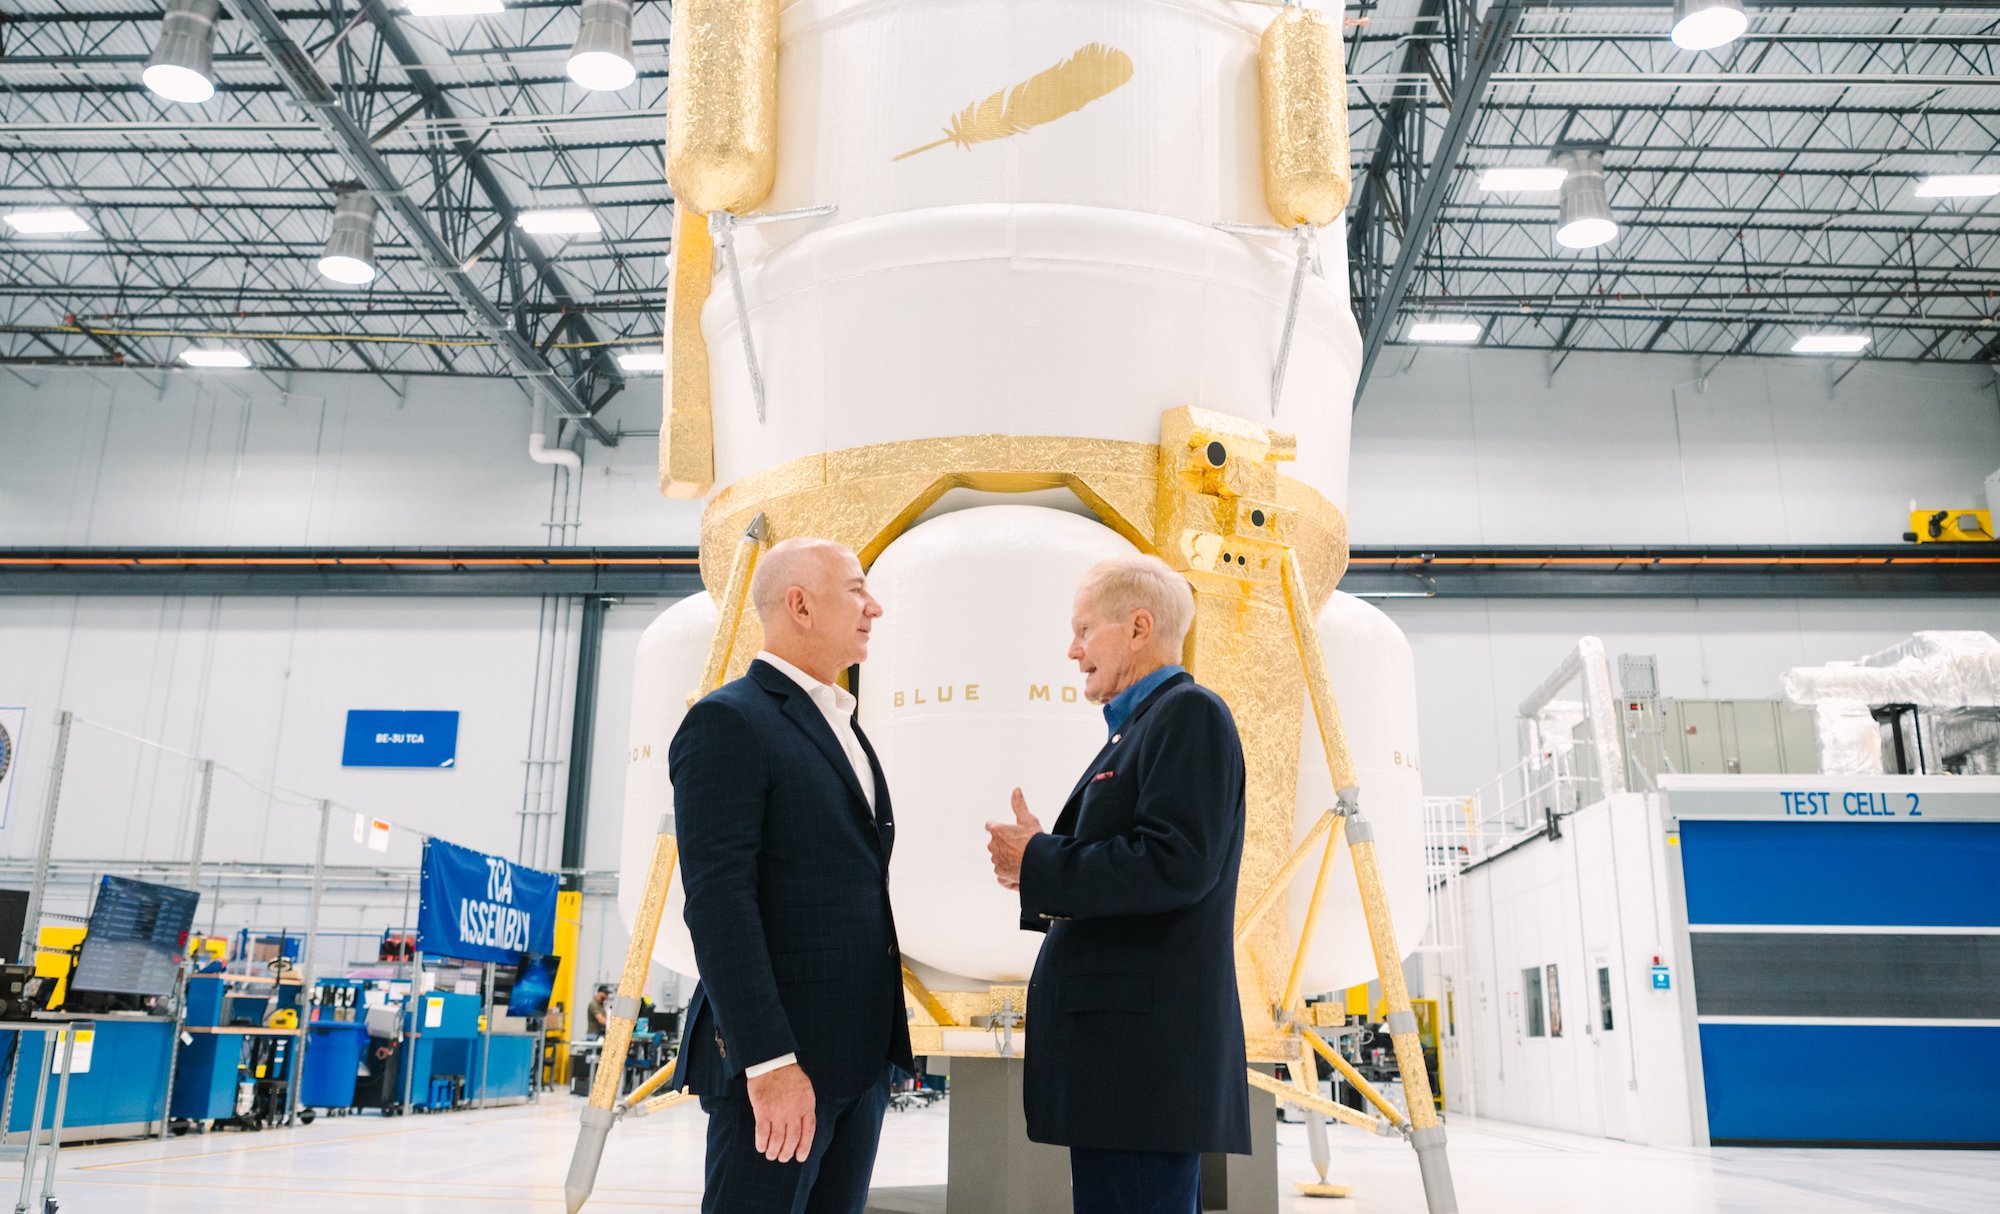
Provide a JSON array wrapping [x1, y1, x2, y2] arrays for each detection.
[[1251, 509, 1266, 528], [1205, 441, 1226, 467], [1237, 554, 1248, 566], [1220, 552, 1232, 564]]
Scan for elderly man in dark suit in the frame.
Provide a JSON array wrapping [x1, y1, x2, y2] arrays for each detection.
[[671, 537, 914, 1214], [986, 553, 1250, 1214]]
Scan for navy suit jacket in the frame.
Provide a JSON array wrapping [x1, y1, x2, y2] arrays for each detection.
[[1018, 671, 1252, 1155], [671, 660, 915, 1101]]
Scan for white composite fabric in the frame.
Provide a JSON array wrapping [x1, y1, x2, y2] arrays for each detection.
[[617, 591, 717, 980], [1291, 591, 1428, 993], [705, 0, 1360, 503], [858, 505, 1134, 982]]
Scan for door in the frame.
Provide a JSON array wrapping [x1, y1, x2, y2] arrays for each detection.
[[1593, 955, 1633, 1141]]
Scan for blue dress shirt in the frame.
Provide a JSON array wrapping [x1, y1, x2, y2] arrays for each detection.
[[1103, 664, 1186, 736]]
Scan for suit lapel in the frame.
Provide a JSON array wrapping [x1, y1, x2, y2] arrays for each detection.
[[1052, 672, 1192, 836], [779, 693, 876, 817], [752, 661, 877, 821], [852, 720, 894, 858]]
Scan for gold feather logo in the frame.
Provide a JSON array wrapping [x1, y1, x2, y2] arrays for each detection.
[[893, 43, 1135, 162]]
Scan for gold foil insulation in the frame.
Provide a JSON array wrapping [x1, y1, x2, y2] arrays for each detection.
[[666, 0, 778, 216], [661, 204, 716, 498], [1258, 5, 1352, 227]]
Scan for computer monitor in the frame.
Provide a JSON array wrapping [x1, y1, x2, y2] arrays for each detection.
[[503, 953, 562, 1019], [69, 875, 200, 998], [0, 889, 28, 964]]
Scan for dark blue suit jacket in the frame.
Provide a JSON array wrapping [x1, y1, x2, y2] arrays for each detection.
[[1018, 671, 1252, 1155], [671, 660, 915, 1100]]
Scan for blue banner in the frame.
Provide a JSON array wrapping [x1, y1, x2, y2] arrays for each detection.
[[342, 710, 459, 768], [417, 838, 558, 965]]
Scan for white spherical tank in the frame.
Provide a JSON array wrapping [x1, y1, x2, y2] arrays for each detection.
[[615, 591, 718, 979], [1289, 592, 1428, 995], [856, 505, 1136, 982]]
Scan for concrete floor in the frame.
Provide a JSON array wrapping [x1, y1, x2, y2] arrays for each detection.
[[11, 1095, 1998, 1212]]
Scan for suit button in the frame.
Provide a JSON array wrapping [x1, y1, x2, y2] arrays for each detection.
[[886, 946, 896, 957]]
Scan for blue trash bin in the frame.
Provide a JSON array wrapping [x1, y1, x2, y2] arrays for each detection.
[[301, 1020, 368, 1110]]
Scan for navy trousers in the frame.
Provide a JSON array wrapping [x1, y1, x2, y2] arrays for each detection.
[[1069, 1147, 1201, 1214], [699, 1071, 891, 1214]]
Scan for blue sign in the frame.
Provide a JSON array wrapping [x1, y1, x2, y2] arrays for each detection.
[[1651, 965, 1672, 991], [342, 710, 459, 768], [417, 838, 558, 965]]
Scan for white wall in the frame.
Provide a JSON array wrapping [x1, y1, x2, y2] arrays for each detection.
[[1353, 347, 2000, 545], [0, 595, 574, 969], [8, 349, 1995, 551], [1451, 793, 1699, 1147], [3, 350, 1995, 993], [0, 365, 701, 548]]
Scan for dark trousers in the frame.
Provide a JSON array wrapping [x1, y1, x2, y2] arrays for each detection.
[[700, 1071, 891, 1214], [1069, 1147, 1200, 1214]]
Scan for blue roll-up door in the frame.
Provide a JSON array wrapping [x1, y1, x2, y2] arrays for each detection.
[[1679, 816, 2000, 1145]]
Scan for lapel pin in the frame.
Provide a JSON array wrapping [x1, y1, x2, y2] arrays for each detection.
[[1112, 734, 1122, 744]]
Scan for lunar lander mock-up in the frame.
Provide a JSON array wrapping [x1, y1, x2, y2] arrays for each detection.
[[567, 1, 1458, 1210]]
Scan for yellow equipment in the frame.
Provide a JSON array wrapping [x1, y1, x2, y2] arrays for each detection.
[[1906, 508, 1994, 543]]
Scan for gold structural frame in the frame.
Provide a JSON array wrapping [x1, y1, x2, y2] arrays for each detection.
[[566, 416, 1459, 1213]]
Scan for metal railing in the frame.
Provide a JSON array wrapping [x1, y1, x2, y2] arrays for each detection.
[[1445, 741, 1606, 866]]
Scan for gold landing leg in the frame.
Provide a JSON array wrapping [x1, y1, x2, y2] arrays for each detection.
[[1275, 548, 1459, 1214], [565, 515, 767, 1214]]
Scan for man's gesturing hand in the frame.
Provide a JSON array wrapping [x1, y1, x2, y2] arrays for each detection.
[[985, 787, 1044, 889], [746, 1062, 815, 1163]]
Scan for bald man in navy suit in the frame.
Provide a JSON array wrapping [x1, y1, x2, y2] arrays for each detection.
[[672, 538, 914, 1214]]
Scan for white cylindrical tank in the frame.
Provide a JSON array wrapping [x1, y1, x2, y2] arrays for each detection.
[[703, 0, 1360, 503], [857, 505, 1135, 982], [615, 591, 718, 978], [1290, 591, 1427, 994]]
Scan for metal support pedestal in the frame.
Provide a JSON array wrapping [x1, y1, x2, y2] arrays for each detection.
[[1201, 1066, 1279, 1214], [865, 1058, 1277, 1214]]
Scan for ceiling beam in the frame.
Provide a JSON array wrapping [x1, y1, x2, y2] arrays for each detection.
[[1353, 0, 1525, 405], [354, 0, 628, 417], [218, 0, 617, 444]]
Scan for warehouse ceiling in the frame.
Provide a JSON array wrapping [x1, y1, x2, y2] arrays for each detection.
[[1, 0, 1996, 423]]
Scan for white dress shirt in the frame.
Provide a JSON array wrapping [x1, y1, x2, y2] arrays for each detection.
[[744, 652, 878, 1078]]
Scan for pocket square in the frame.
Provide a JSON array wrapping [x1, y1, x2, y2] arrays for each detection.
[[1090, 770, 1116, 783]]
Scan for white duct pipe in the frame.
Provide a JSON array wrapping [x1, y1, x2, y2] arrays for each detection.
[[529, 391, 583, 471], [1517, 636, 1628, 795]]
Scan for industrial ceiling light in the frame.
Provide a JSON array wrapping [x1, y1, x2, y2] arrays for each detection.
[[1671, 0, 1748, 52], [1478, 167, 1568, 193], [616, 349, 667, 372], [401, 0, 505, 15], [1555, 150, 1618, 250], [3, 208, 92, 236], [1791, 332, 1870, 355], [518, 208, 602, 236], [1408, 320, 1482, 343], [567, 0, 637, 92], [144, 0, 221, 105], [179, 347, 253, 368], [1915, 174, 2000, 199], [317, 192, 380, 285]]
